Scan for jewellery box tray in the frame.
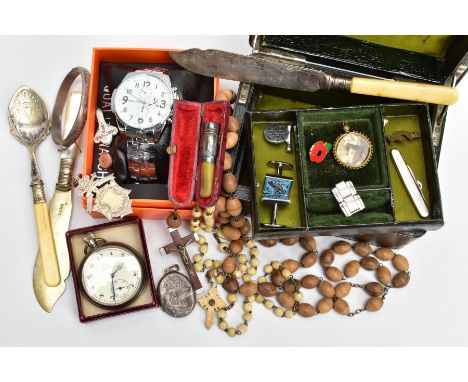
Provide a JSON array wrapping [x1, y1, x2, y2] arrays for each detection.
[[245, 103, 442, 248]]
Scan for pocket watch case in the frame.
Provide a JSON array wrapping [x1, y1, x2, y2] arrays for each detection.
[[168, 100, 230, 209], [66, 216, 158, 323], [232, 35, 468, 247], [83, 48, 219, 220]]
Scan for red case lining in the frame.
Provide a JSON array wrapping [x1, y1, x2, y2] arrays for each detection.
[[168, 100, 202, 207], [168, 100, 230, 208]]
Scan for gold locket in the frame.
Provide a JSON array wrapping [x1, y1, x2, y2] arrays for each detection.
[[333, 122, 373, 170]]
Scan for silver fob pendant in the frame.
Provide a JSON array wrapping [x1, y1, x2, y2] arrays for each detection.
[[157, 265, 196, 318]]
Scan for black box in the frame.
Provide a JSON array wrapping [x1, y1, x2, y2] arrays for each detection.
[[231, 35, 468, 247]]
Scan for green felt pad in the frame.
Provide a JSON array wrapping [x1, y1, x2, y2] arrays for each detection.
[[297, 107, 390, 191], [251, 120, 305, 229], [305, 189, 394, 226], [308, 212, 394, 227], [383, 107, 432, 222], [254, 88, 393, 111], [306, 189, 392, 214], [347, 35, 453, 59]]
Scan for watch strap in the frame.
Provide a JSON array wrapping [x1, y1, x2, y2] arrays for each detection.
[[142, 67, 169, 75], [126, 140, 157, 182]]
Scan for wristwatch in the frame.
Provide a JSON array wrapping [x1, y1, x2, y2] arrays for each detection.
[[111, 69, 178, 182]]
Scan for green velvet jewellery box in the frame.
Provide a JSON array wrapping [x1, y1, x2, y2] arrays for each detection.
[[231, 35, 468, 248]]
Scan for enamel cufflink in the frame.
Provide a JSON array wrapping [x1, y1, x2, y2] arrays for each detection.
[[261, 160, 294, 227]]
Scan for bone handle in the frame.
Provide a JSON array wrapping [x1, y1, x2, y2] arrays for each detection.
[[31, 180, 61, 287], [350, 77, 458, 105]]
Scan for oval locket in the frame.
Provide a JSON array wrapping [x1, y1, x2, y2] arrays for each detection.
[[333, 122, 373, 170], [157, 265, 196, 318]]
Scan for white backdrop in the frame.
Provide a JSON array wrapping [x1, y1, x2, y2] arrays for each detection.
[[0, 36, 467, 346]]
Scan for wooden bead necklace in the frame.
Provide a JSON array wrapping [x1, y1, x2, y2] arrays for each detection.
[[255, 239, 411, 319], [190, 212, 412, 337]]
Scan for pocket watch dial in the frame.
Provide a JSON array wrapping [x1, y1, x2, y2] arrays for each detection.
[[80, 245, 145, 307], [114, 73, 173, 130]]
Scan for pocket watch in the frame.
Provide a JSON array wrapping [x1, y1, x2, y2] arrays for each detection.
[[333, 122, 373, 170], [78, 232, 147, 308]]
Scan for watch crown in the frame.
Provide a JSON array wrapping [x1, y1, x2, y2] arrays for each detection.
[[83, 232, 98, 248]]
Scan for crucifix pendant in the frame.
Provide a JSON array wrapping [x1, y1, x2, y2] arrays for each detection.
[[198, 284, 226, 329], [160, 228, 203, 290]]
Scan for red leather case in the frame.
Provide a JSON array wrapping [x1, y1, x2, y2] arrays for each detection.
[[168, 100, 230, 208]]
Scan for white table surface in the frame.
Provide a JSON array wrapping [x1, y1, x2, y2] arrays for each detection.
[[0, 36, 467, 346]]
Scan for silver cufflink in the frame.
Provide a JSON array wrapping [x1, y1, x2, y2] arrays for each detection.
[[332, 181, 365, 217]]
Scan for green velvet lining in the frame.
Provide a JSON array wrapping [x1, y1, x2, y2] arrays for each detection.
[[347, 35, 453, 58], [306, 189, 392, 214], [383, 107, 432, 222], [247, 83, 437, 230], [308, 212, 394, 226], [296, 107, 393, 227], [255, 88, 393, 111], [305, 188, 393, 227], [251, 119, 305, 229], [297, 107, 389, 191]]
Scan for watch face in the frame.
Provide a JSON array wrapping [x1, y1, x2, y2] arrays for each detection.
[[80, 244, 146, 308], [114, 72, 173, 130]]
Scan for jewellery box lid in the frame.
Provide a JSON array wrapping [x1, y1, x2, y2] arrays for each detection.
[[250, 35, 468, 85], [248, 35, 468, 160]]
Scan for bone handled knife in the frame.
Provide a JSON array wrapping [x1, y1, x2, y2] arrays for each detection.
[[170, 49, 458, 106], [33, 92, 82, 312]]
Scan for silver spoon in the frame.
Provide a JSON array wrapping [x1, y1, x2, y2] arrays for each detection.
[[8, 86, 61, 287]]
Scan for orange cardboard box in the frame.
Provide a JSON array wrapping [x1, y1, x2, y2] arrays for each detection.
[[83, 48, 219, 219]]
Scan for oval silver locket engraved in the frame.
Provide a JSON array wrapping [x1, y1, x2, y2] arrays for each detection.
[[157, 265, 196, 318]]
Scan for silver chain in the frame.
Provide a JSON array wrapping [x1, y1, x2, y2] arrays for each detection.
[[348, 307, 366, 317]]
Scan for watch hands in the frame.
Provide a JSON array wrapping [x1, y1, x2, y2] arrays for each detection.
[[111, 276, 116, 300], [110, 263, 124, 300], [128, 93, 146, 104], [111, 263, 124, 277]]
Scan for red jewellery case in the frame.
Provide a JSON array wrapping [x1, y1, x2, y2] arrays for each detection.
[[168, 100, 230, 209]]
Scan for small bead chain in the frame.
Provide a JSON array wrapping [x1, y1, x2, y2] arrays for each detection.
[[191, 209, 259, 336], [190, 205, 216, 234]]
